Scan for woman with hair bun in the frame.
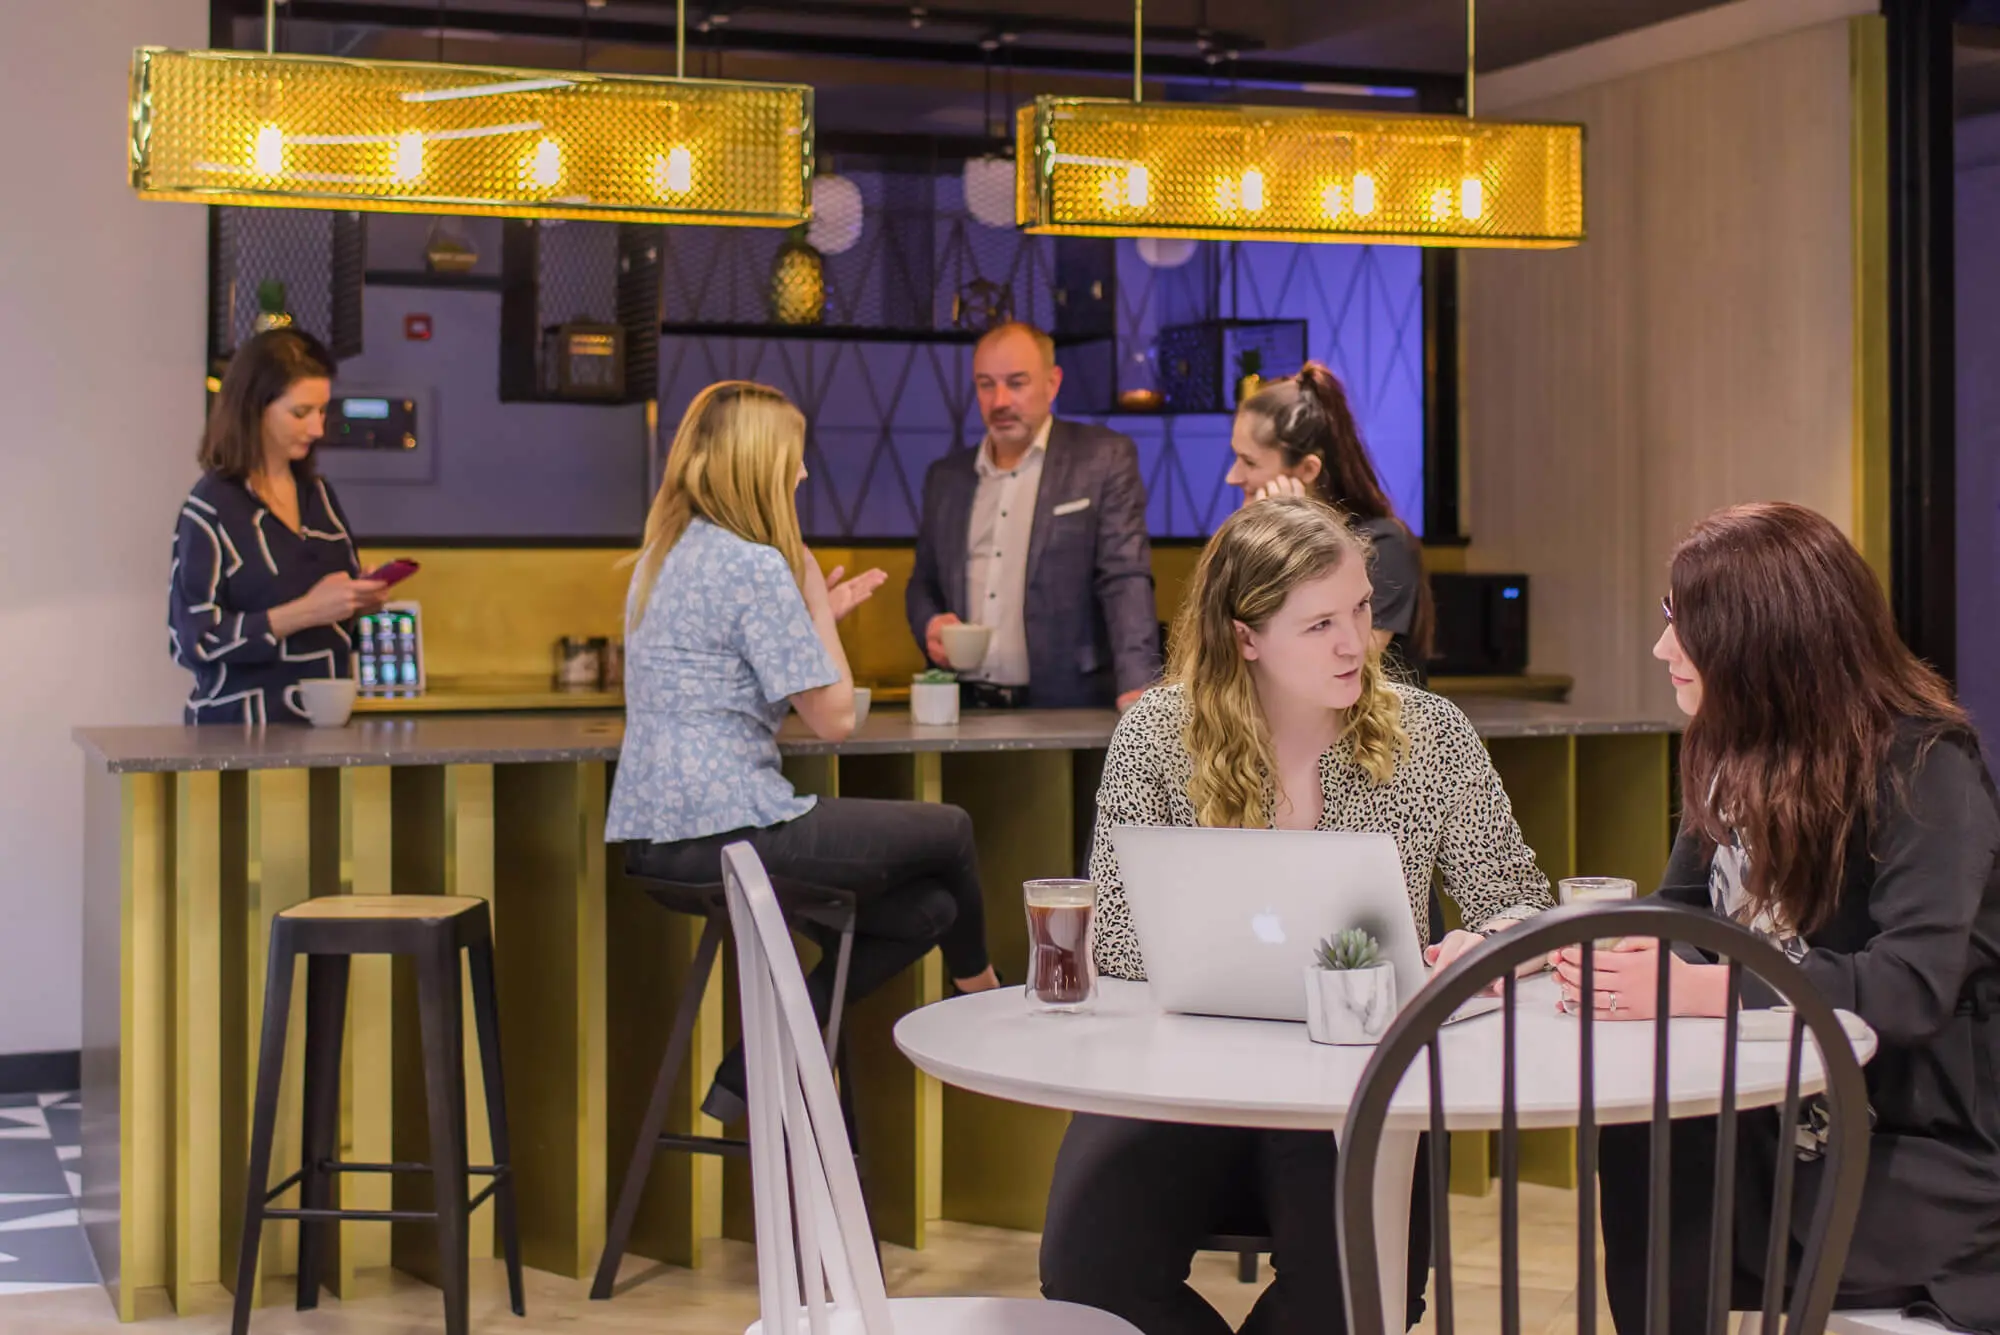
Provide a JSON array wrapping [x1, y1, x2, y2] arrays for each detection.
[[1227, 363, 1433, 686]]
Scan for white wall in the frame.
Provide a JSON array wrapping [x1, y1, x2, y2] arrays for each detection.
[[0, 0, 209, 1056], [1463, 13, 1865, 716]]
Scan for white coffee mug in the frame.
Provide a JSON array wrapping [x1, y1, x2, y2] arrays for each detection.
[[940, 623, 993, 672], [286, 677, 358, 727], [852, 687, 872, 730]]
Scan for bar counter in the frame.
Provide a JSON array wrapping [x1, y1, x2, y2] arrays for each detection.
[[75, 702, 1680, 1321]]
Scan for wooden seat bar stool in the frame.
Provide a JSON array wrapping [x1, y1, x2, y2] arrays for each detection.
[[230, 894, 524, 1335], [591, 873, 860, 1300]]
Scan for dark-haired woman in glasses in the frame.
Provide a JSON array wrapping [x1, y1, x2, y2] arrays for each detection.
[[1559, 502, 2000, 1335], [168, 328, 385, 723]]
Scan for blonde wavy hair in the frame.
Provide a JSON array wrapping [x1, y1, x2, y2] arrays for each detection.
[[627, 381, 809, 631], [1169, 496, 1408, 828]]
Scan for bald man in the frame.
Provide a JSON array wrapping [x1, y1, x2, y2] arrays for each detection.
[[907, 322, 1160, 711]]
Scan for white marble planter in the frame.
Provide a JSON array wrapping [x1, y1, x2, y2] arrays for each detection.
[[1304, 963, 1397, 1045], [909, 681, 961, 726]]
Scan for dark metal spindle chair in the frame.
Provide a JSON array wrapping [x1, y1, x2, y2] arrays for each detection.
[[1335, 902, 1873, 1335]]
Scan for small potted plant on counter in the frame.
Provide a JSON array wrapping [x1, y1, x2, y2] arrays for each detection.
[[910, 668, 960, 727], [1305, 928, 1396, 1045]]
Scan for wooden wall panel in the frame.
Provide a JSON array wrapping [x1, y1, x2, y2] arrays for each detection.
[[1464, 19, 1862, 715]]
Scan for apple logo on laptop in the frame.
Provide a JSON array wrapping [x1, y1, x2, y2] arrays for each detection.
[[1249, 910, 1287, 946]]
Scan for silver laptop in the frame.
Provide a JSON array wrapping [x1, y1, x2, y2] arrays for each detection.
[[1111, 825, 1502, 1026]]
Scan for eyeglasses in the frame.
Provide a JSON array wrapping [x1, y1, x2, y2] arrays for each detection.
[[1660, 595, 1675, 625]]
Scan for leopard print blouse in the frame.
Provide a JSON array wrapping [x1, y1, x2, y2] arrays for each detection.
[[1089, 681, 1553, 981]]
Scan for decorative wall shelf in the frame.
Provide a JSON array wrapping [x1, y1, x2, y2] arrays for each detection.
[[363, 269, 505, 291]]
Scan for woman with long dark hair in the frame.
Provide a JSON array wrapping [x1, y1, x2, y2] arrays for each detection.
[[169, 328, 385, 723], [1226, 364, 1433, 685], [1559, 502, 2000, 1335]]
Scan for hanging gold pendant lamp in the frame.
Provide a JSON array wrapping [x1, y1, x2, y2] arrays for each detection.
[[1015, 0, 1583, 248], [130, 0, 813, 227]]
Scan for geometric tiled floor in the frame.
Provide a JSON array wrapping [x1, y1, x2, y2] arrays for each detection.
[[0, 1093, 94, 1296]]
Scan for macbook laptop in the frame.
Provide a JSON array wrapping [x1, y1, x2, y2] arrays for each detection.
[[1111, 825, 1502, 1027]]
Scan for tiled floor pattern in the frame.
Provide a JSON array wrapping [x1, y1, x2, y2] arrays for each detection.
[[0, 1092, 94, 1298]]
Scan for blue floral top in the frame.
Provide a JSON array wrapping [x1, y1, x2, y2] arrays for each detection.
[[606, 518, 839, 844]]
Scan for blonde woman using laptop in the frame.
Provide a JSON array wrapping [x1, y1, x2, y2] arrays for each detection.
[[1040, 496, 1551, 1335], [607, 381, 1000, 1127]]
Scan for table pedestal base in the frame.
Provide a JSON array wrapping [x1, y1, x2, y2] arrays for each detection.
[[1339, 1128, 1421, 1335]]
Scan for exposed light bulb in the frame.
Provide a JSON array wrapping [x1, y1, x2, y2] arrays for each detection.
[[1214, 176, 1235, 212], [1240, 168, 1265, 213], [526, 137, 561, 188], [391, 131, 424, 182], [1352, 171, 1377, 217], [1100, 174, 1122, 211], [1461, 176, 1485, 221], [252, 124, 284, 175], [1430, 189, 1452, 221], [1125, 164, 1149, 209], [1321, 182, 1344, 218], [653, 145, 693, 197]]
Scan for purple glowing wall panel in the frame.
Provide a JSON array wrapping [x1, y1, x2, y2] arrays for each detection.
[[657, 242, 1422, 541]]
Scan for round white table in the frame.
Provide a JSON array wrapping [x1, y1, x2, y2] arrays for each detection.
[[895, 975, 1876, 1333]]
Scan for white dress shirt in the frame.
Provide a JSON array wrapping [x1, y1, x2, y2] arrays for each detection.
[[963, 416, 1052, 686]]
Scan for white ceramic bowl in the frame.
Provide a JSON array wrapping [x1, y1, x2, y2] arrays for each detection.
[[940, 623, 993, 672]]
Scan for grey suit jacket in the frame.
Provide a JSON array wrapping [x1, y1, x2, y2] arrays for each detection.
[[906, 419, 1161, 709]]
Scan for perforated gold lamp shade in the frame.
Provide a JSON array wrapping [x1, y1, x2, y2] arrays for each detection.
[[1015, 98, 1583, 248], [130, 48, 812, 226]]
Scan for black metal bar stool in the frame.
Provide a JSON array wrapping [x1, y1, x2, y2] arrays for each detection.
[[591, 873, 860, 1300], [230, 894, 524, 1335]]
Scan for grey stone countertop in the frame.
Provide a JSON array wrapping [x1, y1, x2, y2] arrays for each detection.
[[74, 699, 1681, 775]]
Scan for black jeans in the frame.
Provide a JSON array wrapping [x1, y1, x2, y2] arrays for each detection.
[[627, 796, 991, 1101], [1039, 1115, 1433, 1335], [1598, 1116, 1924, 1335]]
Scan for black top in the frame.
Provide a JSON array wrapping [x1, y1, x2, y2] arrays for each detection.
[[1659, 721, 2000, 1331], [1356, 515, 1426, 688], [168, 468, 361, 725]]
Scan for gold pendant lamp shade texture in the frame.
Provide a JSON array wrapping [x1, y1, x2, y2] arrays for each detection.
[[1014, 98, 1584, 248], [129, 48, 813, 227]]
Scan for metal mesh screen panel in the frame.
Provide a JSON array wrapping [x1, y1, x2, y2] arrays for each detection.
[[216, 206, 335, 351], [1017, 99, 1583, 248], [132, 49, 811, 226]]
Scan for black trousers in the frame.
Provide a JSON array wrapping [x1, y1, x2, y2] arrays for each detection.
[[1040, 1114, 1433, 1335], [1598, 1116, 1925, 1335], [628, 796, 991, 1099]]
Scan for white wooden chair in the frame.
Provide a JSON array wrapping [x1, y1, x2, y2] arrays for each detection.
[[720, 841, 1141, 1335]]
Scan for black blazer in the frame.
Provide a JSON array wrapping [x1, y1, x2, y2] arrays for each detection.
[[906, 419, 1161, 708], [1659, 723, 2000, 1330]]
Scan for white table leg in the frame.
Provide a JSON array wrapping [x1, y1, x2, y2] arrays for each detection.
[[1336, 1127, 1421, 1335]]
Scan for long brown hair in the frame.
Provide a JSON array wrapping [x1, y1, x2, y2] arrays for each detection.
[[1672, 502, 1967, 933], [1237, 363, 1434, 661], [199, 328, 336, 480], [1169, 496, 1407, 829], [627, 381, 808, 632]]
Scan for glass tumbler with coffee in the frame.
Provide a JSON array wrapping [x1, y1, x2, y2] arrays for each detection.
[[1024, 879, 1098, 1013], [1558, 876, 1638, 1014]]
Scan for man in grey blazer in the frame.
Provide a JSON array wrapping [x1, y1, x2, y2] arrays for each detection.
[[908, 322, 1160, 711]]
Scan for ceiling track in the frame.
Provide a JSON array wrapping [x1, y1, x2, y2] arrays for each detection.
[[236, 0, 1457, 98]]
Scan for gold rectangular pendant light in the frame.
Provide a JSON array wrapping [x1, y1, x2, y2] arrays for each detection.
[[130, 48, 812, 226], [1014, 98, 1583, 248]]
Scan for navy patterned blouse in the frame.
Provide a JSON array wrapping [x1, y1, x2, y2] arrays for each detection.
[[168, 467, 362, 724]]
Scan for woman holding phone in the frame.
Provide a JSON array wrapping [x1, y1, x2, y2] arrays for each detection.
[[1561, 503, 2000, 1335], [169, 328, 390, 724]]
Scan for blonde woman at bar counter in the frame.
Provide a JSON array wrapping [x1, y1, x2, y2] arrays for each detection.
[[606, 380, 1000, 1126], [1041, 497, 1551, 1335]]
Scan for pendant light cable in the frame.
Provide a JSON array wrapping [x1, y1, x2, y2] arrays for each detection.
[[677, 0, 686, 78], [1466, 0, 1476, 117], [1132, 0, 1142, 103], [264, 0, 277, 53]]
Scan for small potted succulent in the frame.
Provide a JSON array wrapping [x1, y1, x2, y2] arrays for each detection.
[[1305, 928, 1397, 1045], [909, 668, 960, 727]]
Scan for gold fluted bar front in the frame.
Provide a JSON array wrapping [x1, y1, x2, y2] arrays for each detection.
[[130, 49, 812, 226], [1016, 97, 1584, 248]]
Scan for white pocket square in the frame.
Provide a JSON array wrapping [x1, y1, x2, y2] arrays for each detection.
[[1052, 497, 1092, 517]]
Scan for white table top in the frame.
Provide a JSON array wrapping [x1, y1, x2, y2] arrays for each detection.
[[894, 977, 1876, 1132]]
